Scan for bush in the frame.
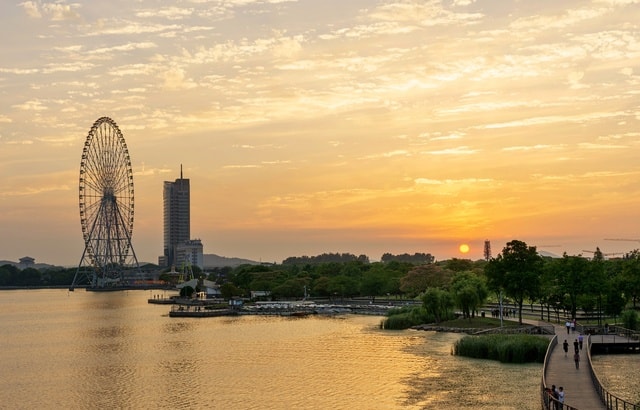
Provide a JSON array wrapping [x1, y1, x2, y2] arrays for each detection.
[[381, 306, 446, 330], [621, 309, 639, 330], [453, 334, 549, 363]]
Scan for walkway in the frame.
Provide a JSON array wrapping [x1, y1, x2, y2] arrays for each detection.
[[544, 324, 605, 410]]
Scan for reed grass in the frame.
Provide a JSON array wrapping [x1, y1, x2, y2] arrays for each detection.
[[381, 306, 454, 330], [453, 334, 549, 363]]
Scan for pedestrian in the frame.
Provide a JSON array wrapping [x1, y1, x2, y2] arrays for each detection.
[[562, 339, 569, 357], [558, 386, 565, 406], [578, 334, 584, 351], [574, 352, 580, 369], [550, 384, 559, 409], [573, 338, 579, 354], [571, 319, 576, 333], [565, 320, 571, 334]]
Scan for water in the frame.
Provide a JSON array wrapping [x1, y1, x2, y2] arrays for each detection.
[[591, 354, 640, 405], [0, 289, 545, 409]]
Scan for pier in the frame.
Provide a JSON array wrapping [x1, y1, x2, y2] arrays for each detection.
[[542, 324, 639, 410]]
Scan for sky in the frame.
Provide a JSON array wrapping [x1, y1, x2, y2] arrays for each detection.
[[1, 0, 640, 267]]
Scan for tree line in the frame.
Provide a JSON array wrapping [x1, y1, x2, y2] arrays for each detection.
[[3, 241, 640, 330]]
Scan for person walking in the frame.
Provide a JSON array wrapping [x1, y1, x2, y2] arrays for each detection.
[[578, 334, 584, 351], [574, 351, 580, 369], [573, 338, 579, 354], [562, 339, 569, 357], [565, 320, 571, 334]]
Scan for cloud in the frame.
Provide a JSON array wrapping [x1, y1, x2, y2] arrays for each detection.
[[135, 7, 195, 20], [20, 1, 80, 20], [502, 144, 566, 152], [19, 1, 41, 18], [414, 177, 493, 185], [12, 100, 48, 111], [424, 146, 479, 155], [0, 184, 71, 197], [160, 66, 198, 89]]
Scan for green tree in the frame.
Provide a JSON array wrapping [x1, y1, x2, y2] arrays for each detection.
[[422, 288, 454, 323], [451, 271, 488, 319], [620, 251, 640, 307], [400, 264, 452, 297], [327, 275, 359, 299], [555, 254, 590, 319], [220, 282, 243, 299], [272, 278, 307, 299], [17, 267, 41, 286], [359, 271, 386, 301], [584, 252, 609, 325], [312, 276, 331, 297], [179, 285, 195, 298], [540, 258, 566, 322], [485, 240, 543, 324]]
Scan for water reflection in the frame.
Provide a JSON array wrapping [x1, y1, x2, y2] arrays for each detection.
[[591, 354, 640, 404], [0, 290, 549, 409]]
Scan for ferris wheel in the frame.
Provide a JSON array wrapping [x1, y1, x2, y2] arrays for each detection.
[[71, 117, 140, 289]]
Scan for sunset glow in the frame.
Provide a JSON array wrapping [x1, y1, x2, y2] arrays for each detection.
[[1, 1, 640, 266]]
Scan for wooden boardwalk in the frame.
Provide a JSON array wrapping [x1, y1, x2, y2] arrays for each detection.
[[544, 324, 605, 409]]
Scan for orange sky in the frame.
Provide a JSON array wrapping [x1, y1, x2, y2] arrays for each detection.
[[1, 0, 640, 266]]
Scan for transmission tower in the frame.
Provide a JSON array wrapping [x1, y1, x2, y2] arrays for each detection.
[[483, 239, 492, 261]]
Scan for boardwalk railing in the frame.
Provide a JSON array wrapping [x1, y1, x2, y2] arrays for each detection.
[[586, 335, 640, 410]]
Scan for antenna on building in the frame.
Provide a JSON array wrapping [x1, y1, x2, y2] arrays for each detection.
[[484, 239, 492, 261], [180, 164, 183, 179]]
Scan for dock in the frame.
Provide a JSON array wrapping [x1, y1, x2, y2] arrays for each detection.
[[169, 305, 236, 317]]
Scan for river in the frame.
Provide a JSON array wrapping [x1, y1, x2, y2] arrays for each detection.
[[0, 289, 551, 409]]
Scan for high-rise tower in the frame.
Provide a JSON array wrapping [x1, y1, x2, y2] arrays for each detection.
[[162, 165, 190, 268]]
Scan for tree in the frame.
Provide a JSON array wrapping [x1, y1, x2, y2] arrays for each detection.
[[554, 254, 590, 319], [359, 271, 386, 301], [400, 264, 452, 297], [485, 240, 543, 324], [220, 282, 243, 299], [583, 255, 609, 325], [540, 258, 567, 322], [17, 268, 41, 286], [450, 271, 488, 319], [327, 275, 359, 299], [422, 288, 454, 323], [620, 251, 640, 307], [179, 285, 195, 298]]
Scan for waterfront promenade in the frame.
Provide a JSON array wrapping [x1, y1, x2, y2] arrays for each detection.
[[544, 324, 605, 410]]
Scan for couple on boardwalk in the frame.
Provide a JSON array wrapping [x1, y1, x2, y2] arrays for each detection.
[[547, 384, 565, 409], [565, 319, 576, 333]]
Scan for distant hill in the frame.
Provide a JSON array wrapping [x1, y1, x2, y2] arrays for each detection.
[[203, 254, 260, 268], [538, 250, 561, 258]]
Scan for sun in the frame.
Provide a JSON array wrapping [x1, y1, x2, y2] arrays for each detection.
[[459, 243, 470, 254]]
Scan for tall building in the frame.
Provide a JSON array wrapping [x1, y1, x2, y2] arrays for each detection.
[[176, 239, 204, 269], [162, 166, 190, 267]]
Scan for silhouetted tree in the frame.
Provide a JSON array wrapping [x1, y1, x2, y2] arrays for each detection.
[[485, 240, 543, 324]]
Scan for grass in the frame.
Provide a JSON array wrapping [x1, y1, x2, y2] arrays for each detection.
[[454, 334, 549, 363]]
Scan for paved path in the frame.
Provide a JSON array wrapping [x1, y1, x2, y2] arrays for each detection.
[[544, 325, 605, 410]]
